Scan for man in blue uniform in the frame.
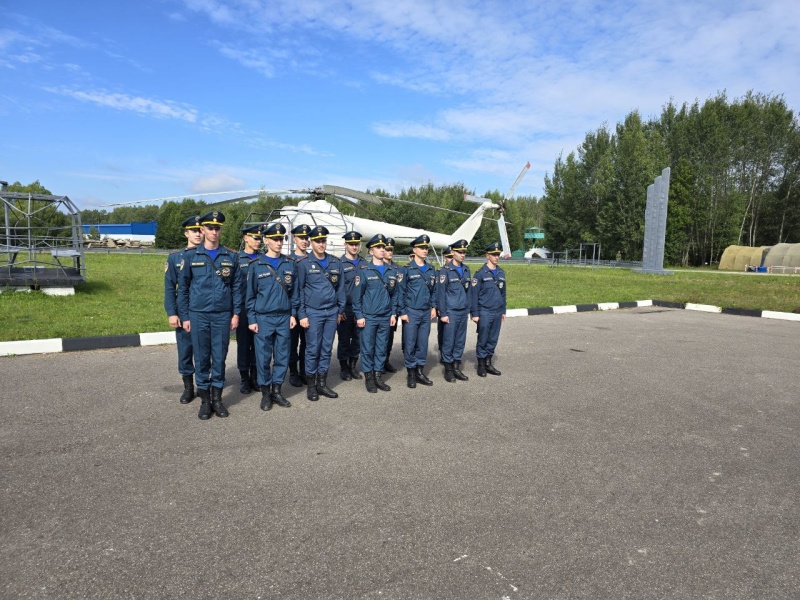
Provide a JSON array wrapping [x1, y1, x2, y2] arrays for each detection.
[[436, 239, 471, 383], [288, 224, 310, 387], [398, 234, 437, 389], [437, 245, 453, 364], [337, 230, 365, 381], [236, 224, 262, 394], [382, 237, 400, 374], [178, 210, 242, 420], [164, 215, 203, 404], [247, 223, 297, 411], [353, 234, 398, 393], [296, 226, 346, 401], [471, 242, 507, 377]]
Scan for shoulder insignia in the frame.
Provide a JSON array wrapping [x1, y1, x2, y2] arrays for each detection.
[[498, 281, 504, 289], [472, 278, 478, 286], [397, 273, 404, 282], [164, 262, 169, 273], [439, 273, 446, 283], [354, 275, 360, 286]]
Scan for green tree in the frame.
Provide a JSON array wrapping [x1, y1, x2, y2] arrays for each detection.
[[155, 199, 206, 249]]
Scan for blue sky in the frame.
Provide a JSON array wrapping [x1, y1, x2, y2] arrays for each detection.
[[2, 0, 799, 210]]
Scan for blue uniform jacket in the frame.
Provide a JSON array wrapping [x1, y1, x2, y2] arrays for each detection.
[[436, 262, 472, 319], [296, 253, 347, 320], [353, 262, 399, 318], [237, 250, 260, 310], [164, 247, 190, 317], [245, 255, 298, 321], [177, 245, 242, 318], [470, 264, 507, 314], [399, 260, 437, 314], [340, 255, 366, 310]]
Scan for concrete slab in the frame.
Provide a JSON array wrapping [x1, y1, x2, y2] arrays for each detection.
[[1, 308, 798, 599]]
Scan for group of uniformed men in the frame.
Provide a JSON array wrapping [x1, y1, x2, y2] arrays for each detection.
[[164, 210, 507, 420]]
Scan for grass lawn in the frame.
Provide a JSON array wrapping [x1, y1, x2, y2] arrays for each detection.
[[1, 254, 799, 342]]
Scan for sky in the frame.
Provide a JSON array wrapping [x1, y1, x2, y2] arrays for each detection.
[[1, 0, 799, 210]]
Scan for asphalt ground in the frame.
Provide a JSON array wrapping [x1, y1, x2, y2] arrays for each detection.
[[1, 307, 798, 600]]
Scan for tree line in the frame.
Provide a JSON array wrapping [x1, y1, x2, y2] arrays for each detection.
[[541, 91, 800, 266]]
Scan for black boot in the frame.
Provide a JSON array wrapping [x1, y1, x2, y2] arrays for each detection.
[[316, 372, 338, 398], [477, 357, 487, 377], [306, 375, 319, 401], [249, 367, 259, 391], [210, 386, 229, 417], [197, 389, 212, 420], [383, 358, 397, 373], [444, 363, 456, 383], [349, 357, 363, 379], [179, 374, 196, 404], [260, 385, 273, 411], [374, 371, 391, 392], [407, 367, 417, 389], [271, 383, 291, 408], [289, 364, 303, 388], [239, 370, 252, 394], [415, 366, 433, 386], [365, 371, 378, 393], [453, 360, 469, 381], [485, 356, 501, 376], [339, 360, 352, 381]]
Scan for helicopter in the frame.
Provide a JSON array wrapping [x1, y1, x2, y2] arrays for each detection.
[[235, 185, 502, 260]]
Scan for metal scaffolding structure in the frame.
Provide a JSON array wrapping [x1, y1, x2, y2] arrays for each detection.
[[0, 182, 86, 289]]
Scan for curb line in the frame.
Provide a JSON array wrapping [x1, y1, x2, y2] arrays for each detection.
[[2, 300, 798, 357]]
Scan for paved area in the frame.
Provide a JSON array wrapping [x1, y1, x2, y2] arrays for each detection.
[[1, 308, 798, 599]]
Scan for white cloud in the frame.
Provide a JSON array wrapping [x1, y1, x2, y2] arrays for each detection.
[[44, 87, 199, 122], [190, 172, 246, 193], [213, 43, 278, 77], [372, 121, 451, 141]]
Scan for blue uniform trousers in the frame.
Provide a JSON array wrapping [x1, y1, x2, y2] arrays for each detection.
[[304, 306, 339, 375], [336, 311, 360, 361], [437, 317, 445, 363], [189, 310, 232, 390], [402, 308, 431, 368], [440, 308, 468, 364], [360, 314, 390, 373], [386, 320, 401, 364], [254, 313, 291, 387], [236, 312, 256, 372], [476, 310, 503, 358], [175, 326, 194, 376], [290, 326, 306, 374]]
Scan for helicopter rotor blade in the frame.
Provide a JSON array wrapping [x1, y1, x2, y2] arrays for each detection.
[[464, 193, 491, 205], [203, 194, 265, 208], [321, 185, 383, 204], [498, 213, 512, 258], [99, 188, 303, 208], [331, 194, 383, 220], [381, 196, 472, 216], [506, 161, 531, 200]]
